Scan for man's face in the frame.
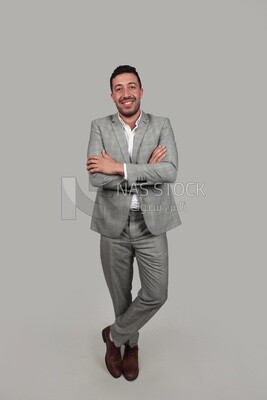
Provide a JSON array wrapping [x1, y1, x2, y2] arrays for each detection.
[[111, 73, 143, 118]]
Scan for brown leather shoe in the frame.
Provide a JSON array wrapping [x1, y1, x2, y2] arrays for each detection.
[[122, 344, 139, 381], [102, 326, 122, 378]]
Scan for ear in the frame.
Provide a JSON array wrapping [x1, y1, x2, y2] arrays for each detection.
[[140, 88, 144, 98]]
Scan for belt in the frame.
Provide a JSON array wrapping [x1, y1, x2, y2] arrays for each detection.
[[130, 207, 141, 212]]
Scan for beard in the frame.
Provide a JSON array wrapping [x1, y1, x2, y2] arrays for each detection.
[[116, 97, 141, 118]]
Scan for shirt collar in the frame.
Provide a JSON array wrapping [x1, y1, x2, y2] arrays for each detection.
[[118, 110, 142, 130]]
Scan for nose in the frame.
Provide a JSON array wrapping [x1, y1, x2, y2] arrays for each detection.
[[122, 87, 130, 98]]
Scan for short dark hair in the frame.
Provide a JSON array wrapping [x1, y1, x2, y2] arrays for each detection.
[[110, 65, 142, 91]]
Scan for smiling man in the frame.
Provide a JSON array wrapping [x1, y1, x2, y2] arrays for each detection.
[[86, 65, 181, 381], [111, 72, 143, 119]]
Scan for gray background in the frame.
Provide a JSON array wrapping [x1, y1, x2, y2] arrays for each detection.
[[1, 0, 266, 399]]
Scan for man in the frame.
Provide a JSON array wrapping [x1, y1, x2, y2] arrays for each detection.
[[86, 65, 181, 381]]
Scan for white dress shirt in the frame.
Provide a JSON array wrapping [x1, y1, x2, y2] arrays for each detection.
[[118, 111, 142, 209]]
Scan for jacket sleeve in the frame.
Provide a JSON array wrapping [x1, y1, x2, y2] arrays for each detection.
[[87, 120, 127, 188], [125, 118, 178, 186]]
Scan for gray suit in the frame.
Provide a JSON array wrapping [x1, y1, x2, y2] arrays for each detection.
[[87, 112, 181, 237], [87, 111, 181, 347]]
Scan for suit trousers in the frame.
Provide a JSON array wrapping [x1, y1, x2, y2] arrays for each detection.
[[100, 209, 169, 348]]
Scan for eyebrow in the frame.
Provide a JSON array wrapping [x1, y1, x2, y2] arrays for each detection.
[[114, 82, 137, 89]]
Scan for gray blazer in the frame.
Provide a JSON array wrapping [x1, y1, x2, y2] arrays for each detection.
[[87, 111, 181, 238]]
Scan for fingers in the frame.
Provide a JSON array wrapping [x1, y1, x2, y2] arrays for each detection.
[[149, 145, 167, 163], [88, 167, 98, 173], [86, 151, 110, 164], [86, 157, 100, 171], [153, 145, 167, 158], [87, 156, 102, 161], [86, 150, 107, 162], [86, 150, 114, 173], [155, 144, 166, 153], [87, 163, 100, 173], [86, 155, 102, 167], [153, 153, 166, 163]]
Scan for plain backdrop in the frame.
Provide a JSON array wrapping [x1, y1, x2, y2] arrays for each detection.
[[1, 1, 266, 399]]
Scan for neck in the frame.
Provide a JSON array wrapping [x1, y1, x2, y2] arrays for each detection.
[[119, 110, 141, 130]]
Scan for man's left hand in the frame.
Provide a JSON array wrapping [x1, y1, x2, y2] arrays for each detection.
[[87, 150, 124, 175]]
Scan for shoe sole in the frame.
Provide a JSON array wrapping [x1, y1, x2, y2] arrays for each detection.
[[123, 370, 139, 381], [122, 359, 139, 381]]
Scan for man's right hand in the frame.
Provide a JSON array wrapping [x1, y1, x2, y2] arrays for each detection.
[[148, 145, 167, 164]]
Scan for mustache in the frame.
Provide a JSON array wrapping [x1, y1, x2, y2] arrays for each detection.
[[120, 96, 136, 103]]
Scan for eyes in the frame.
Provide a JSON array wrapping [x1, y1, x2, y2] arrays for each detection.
[[114, 85, 137, 93]]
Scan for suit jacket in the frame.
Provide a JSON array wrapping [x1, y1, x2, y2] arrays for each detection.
[[87, 111, 182, 238]]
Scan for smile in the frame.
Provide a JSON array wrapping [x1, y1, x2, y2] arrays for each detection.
[[120, 98, 135, 105]]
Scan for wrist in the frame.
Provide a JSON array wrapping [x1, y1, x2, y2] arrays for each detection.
[[115, 162, 124, 175]]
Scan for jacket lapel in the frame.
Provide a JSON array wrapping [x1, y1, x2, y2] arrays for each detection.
[[111, 114, 131, 163], [131, 112, 149, 163]]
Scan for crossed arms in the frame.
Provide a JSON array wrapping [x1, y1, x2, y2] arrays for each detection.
[[86, 118, 178, 189]]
